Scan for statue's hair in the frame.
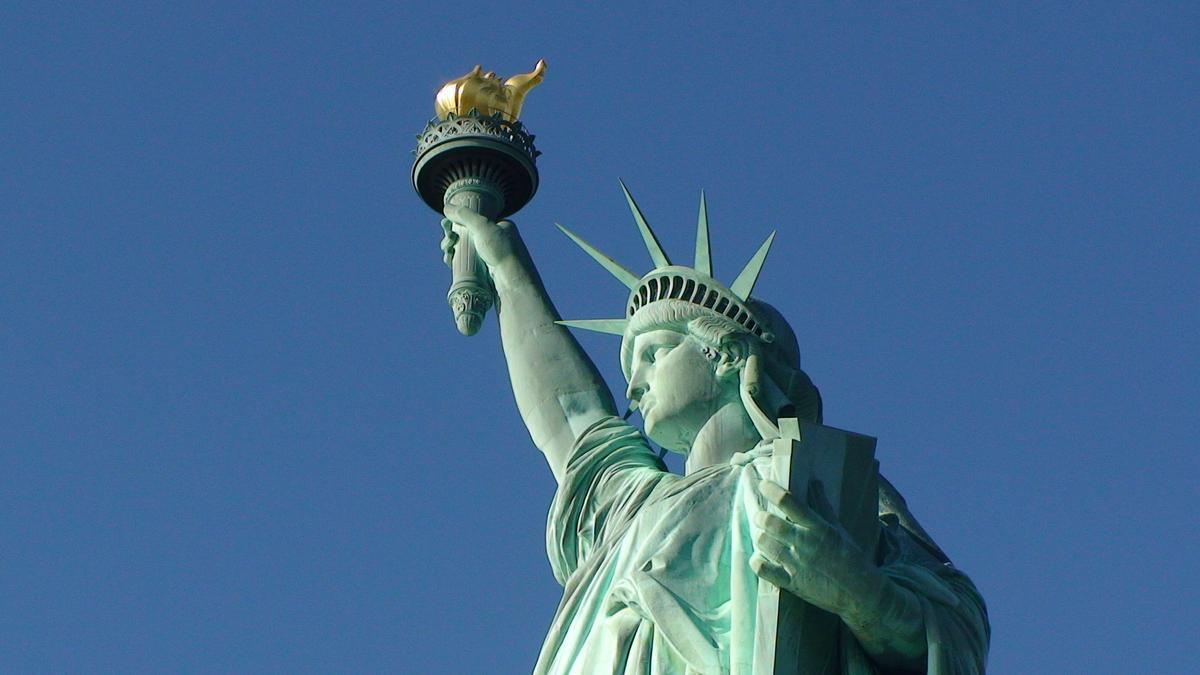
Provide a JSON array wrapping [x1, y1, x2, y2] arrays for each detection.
[[621, 299, 822, 423]]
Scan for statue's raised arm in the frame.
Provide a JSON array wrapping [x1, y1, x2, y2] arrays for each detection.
[[441, 203, 617, 482]]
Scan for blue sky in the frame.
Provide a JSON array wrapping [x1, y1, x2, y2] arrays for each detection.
[[2, 3, 1197, 672]]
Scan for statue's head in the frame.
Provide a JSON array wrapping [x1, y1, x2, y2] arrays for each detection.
[[619, 297, 820, 451], [559, 184, 821, 453]]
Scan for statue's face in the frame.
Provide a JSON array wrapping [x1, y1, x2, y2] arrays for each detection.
[[627, 329, 731, 453]]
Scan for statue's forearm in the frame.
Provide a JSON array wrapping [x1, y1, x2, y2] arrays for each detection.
[[490, 229, 617, 482]]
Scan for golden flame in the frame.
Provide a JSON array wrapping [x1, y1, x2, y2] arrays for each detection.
[[435, 60, 546, 122]]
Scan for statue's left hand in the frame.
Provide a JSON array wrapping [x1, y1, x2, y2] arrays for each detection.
[[750, 479, 881, 620]]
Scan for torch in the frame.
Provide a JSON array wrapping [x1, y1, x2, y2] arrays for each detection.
[[412, 60, 545, 336]]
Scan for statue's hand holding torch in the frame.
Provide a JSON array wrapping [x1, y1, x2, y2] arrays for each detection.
[[439, 206, 518, 273], [412, 60, 545, 335]]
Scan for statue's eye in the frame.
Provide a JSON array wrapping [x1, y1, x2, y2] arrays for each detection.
[[649, 346, 673, 363]]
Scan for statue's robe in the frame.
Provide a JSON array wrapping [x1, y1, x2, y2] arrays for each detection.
[[534, 417, 989, 674]]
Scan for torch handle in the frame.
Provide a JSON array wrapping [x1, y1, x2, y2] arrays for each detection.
[[444, 179, 503, 336]]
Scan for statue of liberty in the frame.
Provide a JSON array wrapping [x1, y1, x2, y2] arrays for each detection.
[[417, 61, 987, 674], [437, 185, 990, 673]]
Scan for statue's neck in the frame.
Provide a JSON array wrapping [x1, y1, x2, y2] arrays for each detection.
[[684, 400, 762, 475]]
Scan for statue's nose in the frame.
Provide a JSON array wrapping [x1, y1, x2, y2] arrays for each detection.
[[625, 373, 646, 403], [626, 359, 651, 403]]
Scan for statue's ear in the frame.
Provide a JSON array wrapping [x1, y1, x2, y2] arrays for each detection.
[[714, 337, 750, 380]]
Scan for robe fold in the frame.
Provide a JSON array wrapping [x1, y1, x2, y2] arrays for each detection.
[[534, 416, 989, 675]]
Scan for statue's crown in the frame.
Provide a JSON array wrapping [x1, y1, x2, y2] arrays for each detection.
[[557, 181, 777, 343], [435, 60, 546, 122]]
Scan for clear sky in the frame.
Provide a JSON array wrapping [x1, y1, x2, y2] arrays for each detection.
[[2, 3, 1197, 673]]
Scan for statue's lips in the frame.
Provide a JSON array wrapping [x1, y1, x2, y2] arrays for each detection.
[[638, 397, 655, 419]]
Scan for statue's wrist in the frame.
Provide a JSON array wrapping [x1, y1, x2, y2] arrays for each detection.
[[840, 571, 926, 667], [839, 564, 897, 630]]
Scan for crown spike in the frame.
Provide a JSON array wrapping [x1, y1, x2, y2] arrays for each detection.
[[556, 319, 630, 336], [618, 179, 672, 269], [729, 230, 776, 300], [694, 190, 712, 276], [555, 223, 640, 290]]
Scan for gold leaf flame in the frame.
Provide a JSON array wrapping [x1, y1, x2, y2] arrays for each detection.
[[434, 60, 546, 122]]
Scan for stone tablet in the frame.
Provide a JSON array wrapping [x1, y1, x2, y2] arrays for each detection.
[[756, 418, 879, 674]]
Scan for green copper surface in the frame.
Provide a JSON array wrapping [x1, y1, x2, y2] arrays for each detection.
[[694, 190, 713, 276], [619, 179, 672, 269], [435, 184, 989, 673], [730, 230, 776, 301], [555, 223, 640, 290]]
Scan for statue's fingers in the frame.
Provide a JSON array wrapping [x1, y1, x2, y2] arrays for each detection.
[[750, 553, 792, 589], [787, 529, 830, 559], [760, 479, 822, 528], [443, 203, 490, 234], [440, 234, 458, 266], [754, 510, 809, 541], [753, 531, 795, 565], [756, 511, 828, 563]]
